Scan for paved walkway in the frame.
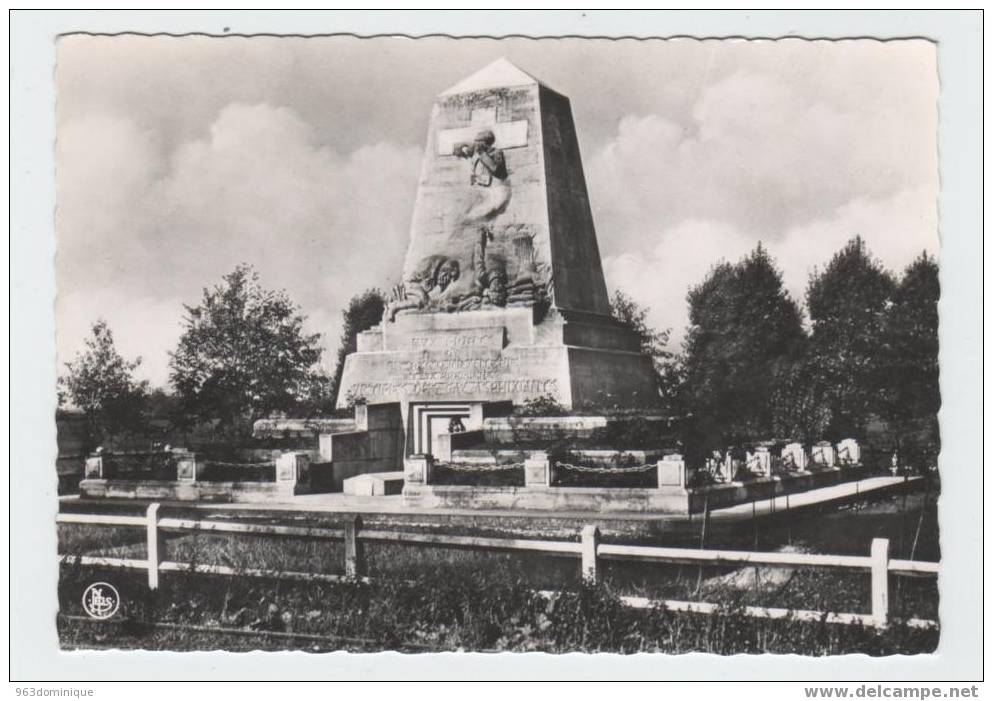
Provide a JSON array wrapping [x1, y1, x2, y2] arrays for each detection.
[[64, 474, 918, 524], [706, 474, 917, 521]]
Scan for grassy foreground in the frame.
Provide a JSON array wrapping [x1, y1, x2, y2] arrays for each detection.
[[58, 557, 937, 655], [57, 489, 939, 654]]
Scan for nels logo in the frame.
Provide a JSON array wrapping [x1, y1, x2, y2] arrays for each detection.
[[82, 582, 120, 620]]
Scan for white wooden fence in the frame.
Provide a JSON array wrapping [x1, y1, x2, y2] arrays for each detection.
[[57, 503, 939, 630]]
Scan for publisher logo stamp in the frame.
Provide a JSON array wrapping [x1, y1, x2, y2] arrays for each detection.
[[82, 582, 120, 620]]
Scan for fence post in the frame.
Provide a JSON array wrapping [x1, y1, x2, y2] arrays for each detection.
[[344, 515, 366, 578], [146, 503, 164, 590], [580, 525, 600, 583], [871, 538, 890, 627]]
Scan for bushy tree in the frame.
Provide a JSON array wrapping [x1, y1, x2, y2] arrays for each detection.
[[330, 288, 385, 407], [58, 319, 149, 448], [879, 252, 940, 455], [682, 244, 805, 450], [806, 236, 896, 438], [610, 290, 681, 412], [169, 265, 324, 433]]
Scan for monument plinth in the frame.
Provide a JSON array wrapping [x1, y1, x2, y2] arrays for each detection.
[[337, 59, 657, 430]]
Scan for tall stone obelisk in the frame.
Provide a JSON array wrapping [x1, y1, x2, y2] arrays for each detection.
[[336, 59, 657, 426]]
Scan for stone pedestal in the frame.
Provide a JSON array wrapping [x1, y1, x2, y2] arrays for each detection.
[[174, 451, 201, 482], [276, 451, 311, 491], [84, 455, 103, 479], [524, 451, 551, 488], [657, 454, 686, 489], [404, 455, 433, 485], [338, 307, 657, 412]]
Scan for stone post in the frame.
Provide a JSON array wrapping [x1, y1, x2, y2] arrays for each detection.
[[318, 433, 333, 462], [354, 403, 369, 431], [276, 451, 311, 489], [657, 454, 685, 489], [434, 432, 454, 463], [174, 450, 200, 482], [404, 454, 433, 485], [84, 454, 104, 479], [524, 451, 551, 489]]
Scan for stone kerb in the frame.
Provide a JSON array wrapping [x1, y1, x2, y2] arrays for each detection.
[[524, 451, 551, 489]]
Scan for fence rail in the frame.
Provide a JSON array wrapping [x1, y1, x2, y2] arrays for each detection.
[[57, 503, 939, 630]]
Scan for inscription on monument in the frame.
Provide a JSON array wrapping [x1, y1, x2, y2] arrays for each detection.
[[348, 349, 558, 400], [406, 327, 504, 351]]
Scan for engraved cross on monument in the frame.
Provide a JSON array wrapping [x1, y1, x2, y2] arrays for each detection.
[[436, 107, 530, 155]]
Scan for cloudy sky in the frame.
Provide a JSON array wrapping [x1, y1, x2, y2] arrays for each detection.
[[56, 35, 938, 387]]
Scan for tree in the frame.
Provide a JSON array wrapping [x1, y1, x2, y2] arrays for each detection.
[[682, 244, 805, 451], [879, 252, 940, 458], [58, 319, 149, 448], [330, 288, 385, 407], [169, 265, 325, 432], [806, 236, 896, 438], [610, 290, 681, 412]]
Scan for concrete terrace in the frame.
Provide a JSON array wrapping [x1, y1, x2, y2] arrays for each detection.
[[62, 474, 918, 525]]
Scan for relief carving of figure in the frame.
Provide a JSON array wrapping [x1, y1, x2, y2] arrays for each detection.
[[454, 129, 511, 224], [386, 255, 460, 322]]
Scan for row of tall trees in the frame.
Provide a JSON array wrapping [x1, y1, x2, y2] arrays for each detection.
[[674, 237, 939, 461]]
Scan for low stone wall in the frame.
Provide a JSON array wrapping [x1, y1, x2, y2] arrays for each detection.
[[80, 450, 314, 502], [402, 453, 868, 515], [78, 479, 301, 503], [403, 483, 690, 513]]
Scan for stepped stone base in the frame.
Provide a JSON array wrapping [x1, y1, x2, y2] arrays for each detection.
[[343, 471, 406, 497], [336, 307, 659, 411]]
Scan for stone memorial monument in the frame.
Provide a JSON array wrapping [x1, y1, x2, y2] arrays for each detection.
[[836, 438, 861, 466], [335, 59, 658, 455], [781, 442, 808, 472]]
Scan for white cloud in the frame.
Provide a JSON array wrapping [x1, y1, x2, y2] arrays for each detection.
[[56, 103, 421, 386], [588, 69, 938, 258], [592, 67, 937, 349]]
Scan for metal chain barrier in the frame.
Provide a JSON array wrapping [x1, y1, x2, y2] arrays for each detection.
[[554, 461, 656, 474], [201, 459, 276, 468], [433, 461, 526, 473]]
